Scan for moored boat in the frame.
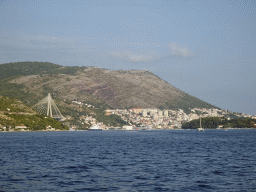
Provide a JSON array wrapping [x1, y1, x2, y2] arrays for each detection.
[[197, 116, 204, 131], [88, 124, 102, 131]]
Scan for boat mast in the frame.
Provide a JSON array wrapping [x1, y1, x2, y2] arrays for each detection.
[[200, 115, 202, 128]]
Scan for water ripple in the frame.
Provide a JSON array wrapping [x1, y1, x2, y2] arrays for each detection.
[[0, 130, 255, 191]]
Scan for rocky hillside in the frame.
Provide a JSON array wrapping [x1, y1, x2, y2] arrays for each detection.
[[0, 95, 35, 113], [0, 62, 217, 110]]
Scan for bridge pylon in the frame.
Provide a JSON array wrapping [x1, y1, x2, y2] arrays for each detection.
[[32, 93, 65, 120]]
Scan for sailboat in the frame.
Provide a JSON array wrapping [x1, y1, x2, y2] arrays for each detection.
[[197, 116, 204, 131]]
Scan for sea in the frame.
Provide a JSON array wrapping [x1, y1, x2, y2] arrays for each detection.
[[0, 129, 255, 191]]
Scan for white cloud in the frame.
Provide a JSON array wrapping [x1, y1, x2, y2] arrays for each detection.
[[169, 43, 191, 57], [109, 51, 152, 62], [108, 43, 191, 62], [0, 33, 192, 65], [127, 54, 152, 62]]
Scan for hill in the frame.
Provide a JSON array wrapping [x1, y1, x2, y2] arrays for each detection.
[[0, 96, 68, 131], [0, 62, 217, 112], [0, 61, 61, 81], [0, 95, 35, 113], [182, 117, 256, 129]]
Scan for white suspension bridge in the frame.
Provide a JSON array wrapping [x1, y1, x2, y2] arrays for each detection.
[[32, 93, 65, 121]]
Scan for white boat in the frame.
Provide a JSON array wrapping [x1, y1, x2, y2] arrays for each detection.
[[88, 124, 102, 131], [197, 127, 204, 131], [140, 126, 153, 131], [197, 116, 204, 131]]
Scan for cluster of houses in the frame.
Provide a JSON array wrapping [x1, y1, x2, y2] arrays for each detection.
[[104, 107, 256, 129], [0, 125, 29, 132], [72, 100, 95, 108], [3, 100, 255, 131], [68, 100, 256, 130], [0, 124, 58, 132]]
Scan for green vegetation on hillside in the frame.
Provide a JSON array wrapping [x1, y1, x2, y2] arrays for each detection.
[[182, 117, 256, 129], [56, 100, 127, 128], [47, 66, 87, 75], [0, 82, 37, 105], [0, 114, 68, 131], [0, 95, 68, 131], [83, 102, 128, 127], [95, 109, 128, 127], [229, 118, 256, 128], [0, 61, 61, 80], [0, 95, 32, 112]]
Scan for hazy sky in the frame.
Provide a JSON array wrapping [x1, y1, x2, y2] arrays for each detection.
[[0, 0, 256, 115]]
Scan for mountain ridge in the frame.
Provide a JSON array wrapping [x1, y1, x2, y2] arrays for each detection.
[[0, 61, 218, 111]]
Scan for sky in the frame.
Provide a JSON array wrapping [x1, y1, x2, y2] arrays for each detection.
[[0, 0, 256, 115]]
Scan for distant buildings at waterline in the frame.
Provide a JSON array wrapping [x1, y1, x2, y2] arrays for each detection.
[[104, 107, 255, 130], [0, 124, 59, 132], [1, 97, 256, 132], [0, 125, 30, 132], [69, 103, 256, 130]]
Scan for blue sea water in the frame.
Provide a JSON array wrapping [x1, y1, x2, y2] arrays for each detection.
[[0, 129, 255, 191]]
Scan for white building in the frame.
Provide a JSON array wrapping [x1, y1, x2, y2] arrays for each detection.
[[15, 125, 28, 131], [122, 125, 133, 130], [164, 110, 168, 117], [142, 110, 147, 117], [153, 113, 158, 120]]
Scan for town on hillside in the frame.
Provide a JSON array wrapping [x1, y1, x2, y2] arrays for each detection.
[[1, 97, 255, 132], [71, 100, 256, 130]]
